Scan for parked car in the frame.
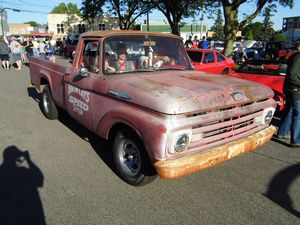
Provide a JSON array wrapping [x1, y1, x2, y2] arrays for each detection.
[[29, 31, 276, 186], [187, 48, 235, 74], [65, 38, 79, 59], [229, 60, 286, 111]]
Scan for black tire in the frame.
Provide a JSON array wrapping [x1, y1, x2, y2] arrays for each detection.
[[40, 85, 59, 120], [112, 128, 157, 186], [221, 68, 229, 75]]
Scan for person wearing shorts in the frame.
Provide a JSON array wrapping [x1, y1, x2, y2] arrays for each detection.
[[9, 38, 22, 70], [0, 36, 10, 70]]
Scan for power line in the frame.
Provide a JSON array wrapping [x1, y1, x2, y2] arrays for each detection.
[[18, 0, 57, 8]]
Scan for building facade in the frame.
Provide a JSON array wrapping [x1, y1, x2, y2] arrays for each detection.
[[282, 16, 300, 42], [47, 13, 119, 38], [140, 20, 208, 42]]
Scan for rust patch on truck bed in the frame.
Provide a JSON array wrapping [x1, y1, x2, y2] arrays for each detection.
[[154, 125, 276, 180]]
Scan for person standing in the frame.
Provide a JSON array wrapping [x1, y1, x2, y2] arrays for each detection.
[[39, 41, 46, 59], [192, 36, 199, 48], [185, 35, 193, 48], [9, 38, 22, 70], [32, 38, 39, 56], [0, 36, 10, 70], [276, 43, 300, 147], [25, 38, 34, 59], [198, 36, 210, 49]]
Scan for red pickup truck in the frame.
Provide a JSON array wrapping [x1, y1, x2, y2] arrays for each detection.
[[29, 31, 276, 186]]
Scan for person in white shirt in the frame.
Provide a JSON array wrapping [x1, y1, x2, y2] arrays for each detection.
[[9, 38, 22, 70]]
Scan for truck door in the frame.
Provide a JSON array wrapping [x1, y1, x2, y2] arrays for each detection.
[[64, 39, 101, 131]]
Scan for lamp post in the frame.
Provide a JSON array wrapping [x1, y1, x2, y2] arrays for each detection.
[[1, 7, 20, 36], [199, 14, 204, 38]]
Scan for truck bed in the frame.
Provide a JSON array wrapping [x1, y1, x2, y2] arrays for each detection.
[[29, 56, 72, 108]]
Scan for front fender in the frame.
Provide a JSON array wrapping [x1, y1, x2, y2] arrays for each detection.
[[95, 107, 169, 162]]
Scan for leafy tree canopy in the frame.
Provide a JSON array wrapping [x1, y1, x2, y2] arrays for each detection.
[[203, 0, 294, 56], [210, 8, 224, 41], [81, 0, 105, 24], [245, 30, 254, 40], [243, 22, 263, 40], [51, 2, 81, 15], [107, 0, 153, 30], [152, 0, 204, 35], [24, 21, 39, 27], [271, 33, 287, 42]]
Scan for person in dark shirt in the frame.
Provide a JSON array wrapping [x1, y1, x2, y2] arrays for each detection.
[[25, 39, 34, 58], [275, 42, 300, 147], [185, 35, 193, 48], [0, 36, 10, 70]]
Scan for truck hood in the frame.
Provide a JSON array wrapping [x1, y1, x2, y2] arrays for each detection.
[[106, 70, 274, 114]]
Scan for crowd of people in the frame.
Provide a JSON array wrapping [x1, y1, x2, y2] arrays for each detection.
[[184, 35, 211, 49], [0, 35, 66, 71]]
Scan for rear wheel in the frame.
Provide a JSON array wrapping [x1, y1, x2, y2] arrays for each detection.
[[221, 68, 229, 75], [112, 128, 157, 186], [40, 85, 58, 120]]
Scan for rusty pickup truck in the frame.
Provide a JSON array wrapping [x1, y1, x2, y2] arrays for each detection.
[[29, 31, 276, 186]]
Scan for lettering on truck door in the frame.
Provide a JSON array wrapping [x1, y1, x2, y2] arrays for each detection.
[[64, 39, 101, 130]]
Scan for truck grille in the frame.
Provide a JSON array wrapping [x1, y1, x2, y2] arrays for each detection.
[[181, 99, 270, 152]]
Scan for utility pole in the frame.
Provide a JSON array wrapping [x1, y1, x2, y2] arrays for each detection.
[[1, 7, 21, 36]]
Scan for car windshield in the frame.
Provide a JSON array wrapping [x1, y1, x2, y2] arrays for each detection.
[[103, 35, 192, 74]]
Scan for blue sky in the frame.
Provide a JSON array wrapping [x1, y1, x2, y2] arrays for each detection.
[[1, 0, 300, 30]]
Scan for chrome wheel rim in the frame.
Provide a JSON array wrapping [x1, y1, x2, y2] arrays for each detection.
[[119, 140, 141, 176]]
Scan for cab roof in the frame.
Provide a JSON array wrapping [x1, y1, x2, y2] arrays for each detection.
[[80, 30, 182, 40]]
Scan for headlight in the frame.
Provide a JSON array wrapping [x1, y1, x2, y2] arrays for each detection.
[[261, 107, 275, 124], [264, 110, 273, 124], [174, 133, 190, 152]]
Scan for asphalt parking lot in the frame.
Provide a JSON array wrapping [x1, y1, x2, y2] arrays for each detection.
[[0, 59, 299, 225]]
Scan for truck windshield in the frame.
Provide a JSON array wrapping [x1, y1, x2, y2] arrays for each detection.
[[103, 35, 192, 74]]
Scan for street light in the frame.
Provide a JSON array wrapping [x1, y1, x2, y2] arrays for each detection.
[[1, 7, 21, 36], [199, 14, 204, 38]]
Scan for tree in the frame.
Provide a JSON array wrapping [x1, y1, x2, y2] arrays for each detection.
[[245, 30, 253, 40], [81, 0, 105, 25], [261, 7, 275, 42], [210, 9, 224, 41], [51, 2, 80, 15], [272, 32, 287, 42], [152, 0, 203, 35], [243, 22, 263, 40], [205, 0, 294, 56], [24, 21, 39, 27], [107, 0, 153, 30]]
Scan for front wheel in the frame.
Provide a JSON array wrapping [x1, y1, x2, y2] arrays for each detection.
[[112, 128, 157, 186], [40, 85, 58, 120]]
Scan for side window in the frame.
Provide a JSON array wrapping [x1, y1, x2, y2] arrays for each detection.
[[203, 52, 215, 63], [187, 51, 203, 63], [81, 40, 100, 73], [217, 52, 225, 62]]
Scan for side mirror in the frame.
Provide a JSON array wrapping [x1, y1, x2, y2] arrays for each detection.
[[79, 67, 89, 77]]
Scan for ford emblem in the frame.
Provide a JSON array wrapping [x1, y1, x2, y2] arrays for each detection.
[[231, 92, 245, 101]]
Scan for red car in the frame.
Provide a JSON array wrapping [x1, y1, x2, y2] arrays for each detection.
[[229, 60, 286, 111], [187, 48, 235, 75], [65, 39, 79, 59]]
